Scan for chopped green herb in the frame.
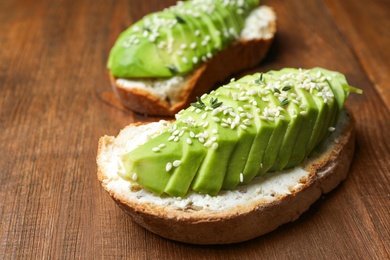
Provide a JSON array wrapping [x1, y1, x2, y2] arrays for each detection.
[[210, 98, 223, 109], [175, 14, 186, 24], [280, 98, 289, 106], [166, 65, 178, 75], [255, 73, 264, 84], [191, 97, 205, 109], [273, 88, 281, 94], [282, 86, 292, 91]]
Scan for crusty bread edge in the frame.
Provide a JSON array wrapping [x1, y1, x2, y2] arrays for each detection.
[[109, 7, 277, 116], [97, 111, 355, 244]]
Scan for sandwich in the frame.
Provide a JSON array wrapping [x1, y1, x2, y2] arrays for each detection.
[[97, 67, 362, 244], [107, 0, 277, 116]]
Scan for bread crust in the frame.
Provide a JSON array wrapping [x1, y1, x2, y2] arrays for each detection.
[[97, 111, 356, 244], [109, 8, 277, 116]]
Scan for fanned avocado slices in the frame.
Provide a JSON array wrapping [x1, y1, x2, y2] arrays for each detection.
[[107, 0, 259, 78], [120, 68, 361, 197]]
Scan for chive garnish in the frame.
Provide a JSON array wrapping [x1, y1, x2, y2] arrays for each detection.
[[282, 86, 292, 91], [210, 98, 223, 109], [280, 98, 289, 106], [191, 97, 205, 109], [175, 14, 186, 24], [166, 65, 178, 75], [255, 73, 264, 84]]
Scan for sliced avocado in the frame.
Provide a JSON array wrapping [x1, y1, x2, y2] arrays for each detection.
[[119, 68, 360, 197], [190, 100, 239, 195], [107, 0, 259, 78], [285, 88, 319, 169], [164, 129, 206, 197], [121, 131, 182, 195]]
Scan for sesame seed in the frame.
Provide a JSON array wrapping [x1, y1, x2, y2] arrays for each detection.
[[182, 57, 188, 63], [180, 43, 187, 49], [212, 129, 218, 134], [192, 57, 198, 64], [328, 127, 336, 131], [152, 147, 160, 152], [240, 124, 247, 130], [166, 162, 172, 172], [173, 160, 181, 167], [132, 173, 138, 181], [204, 140, 213, 147], [212, 116, 220, 122], [240, 173, 244, 182], [212, 143, 218, 150], [168, 136, 175, 141], [190, 42, 197, 49], [300, 111, 308, 116], [159, 144, 166, 148], [186, 138, 192, 144], [174, 136, 179, 142], [190, 131, 195, 138]]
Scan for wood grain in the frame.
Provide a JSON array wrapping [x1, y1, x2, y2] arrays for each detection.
[[0, 0, 389, 259]]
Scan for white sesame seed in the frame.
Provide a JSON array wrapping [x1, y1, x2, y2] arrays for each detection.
[[173, 160, 181, 167], [212, 142, 218, 150], [190, 42, 197, 49], [186, 138, 192, 144], [212, 129, 218, 134], [190, 131, 195, 138], [168, 136, 175, 141], [221, 123, 228, 127], [300, 111, 308, 116], [192, 56, 198, 64], [152, 147, 160, 152], [212, 116, 220, 122], [198, 137, 205, 143], [166, 162, 172, 172], [240, 173, 244, 182], [180, 43, 187, 49], [204, 140, 213, 147], [240, 124, 247, 130], [132, 173, 138, 181], [328, 127, 336, 132]]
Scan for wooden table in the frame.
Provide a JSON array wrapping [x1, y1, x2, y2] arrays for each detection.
[[1, 0, 389, 258]]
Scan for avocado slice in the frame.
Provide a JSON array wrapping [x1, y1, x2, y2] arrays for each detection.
[[121, 131, 182, 195], [164, 129, 207, 197]]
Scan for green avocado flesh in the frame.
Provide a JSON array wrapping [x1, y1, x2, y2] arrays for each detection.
[[121, 68, 360, 197], [107, 0, 259, 78]]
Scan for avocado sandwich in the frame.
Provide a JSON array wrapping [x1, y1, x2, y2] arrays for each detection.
[[97, 68, 361, 244], [107, 0, 276, 116]]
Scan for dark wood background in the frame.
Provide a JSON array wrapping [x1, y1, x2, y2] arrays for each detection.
[[1, 0, 389, 258]]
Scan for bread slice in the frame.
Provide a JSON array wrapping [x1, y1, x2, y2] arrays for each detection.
[[97, 110, 355, 244], [109, 6, 277, 116]]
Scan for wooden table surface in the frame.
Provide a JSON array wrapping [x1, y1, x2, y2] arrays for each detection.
[[1, 0, 389, 259]]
